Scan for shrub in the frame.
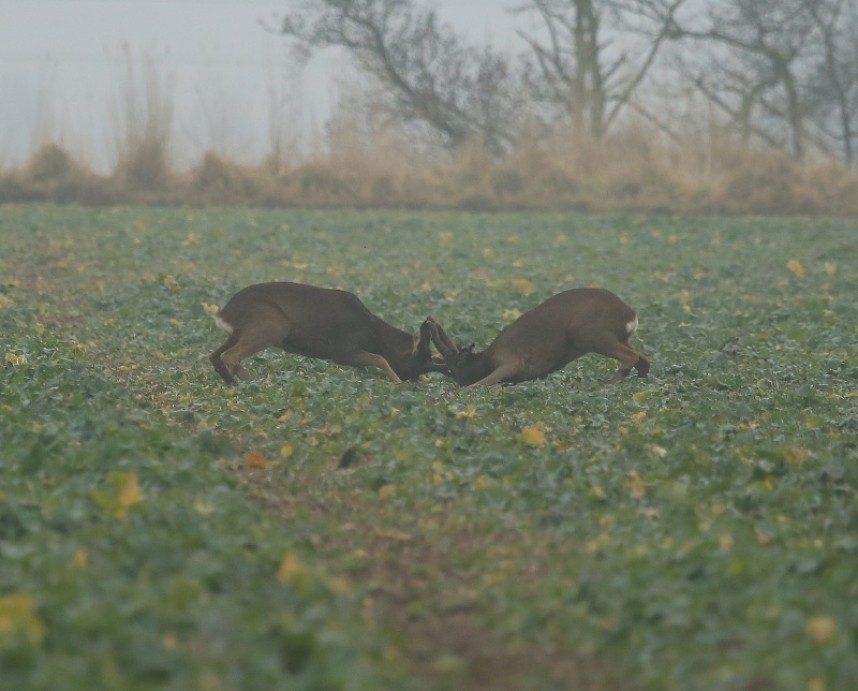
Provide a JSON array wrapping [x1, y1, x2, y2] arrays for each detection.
[[189, 152, 264, 204]]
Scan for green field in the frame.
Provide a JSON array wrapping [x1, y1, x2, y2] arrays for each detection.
[[1, 206, 856, 690]]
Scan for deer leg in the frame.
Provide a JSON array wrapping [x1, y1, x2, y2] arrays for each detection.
[[604, 342, 647, 384], [634, 352, 651, 378], [210, 334, 239, 384], [219, 339, 271, 383], [219, 320, 291, 383], [337, 351, 402, 383]]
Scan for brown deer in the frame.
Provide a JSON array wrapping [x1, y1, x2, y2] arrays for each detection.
[[426, 288, 650, 386], [209, 282, 447, 385]]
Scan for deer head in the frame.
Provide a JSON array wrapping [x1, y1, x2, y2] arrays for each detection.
[[425, 317, 492, 386]]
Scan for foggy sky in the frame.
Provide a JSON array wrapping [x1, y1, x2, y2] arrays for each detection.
[[1, 0, 524, 170]]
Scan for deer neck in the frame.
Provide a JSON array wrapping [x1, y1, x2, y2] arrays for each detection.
[[454, 349, 495, 386], [372, 317, 414, 365]]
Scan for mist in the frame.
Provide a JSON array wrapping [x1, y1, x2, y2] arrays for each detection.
[[1, 0, 521, 170]]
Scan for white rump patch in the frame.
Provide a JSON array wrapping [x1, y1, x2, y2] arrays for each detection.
[[626, 316, 639, 336], [213, 314, 233, 334]]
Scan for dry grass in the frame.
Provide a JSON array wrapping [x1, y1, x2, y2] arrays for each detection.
[[0, 143, 115, 205], [3, 121, 858, 215]]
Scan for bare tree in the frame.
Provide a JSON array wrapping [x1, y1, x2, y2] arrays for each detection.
[[513, 0, 686, 139], [273, 0, 858, 166], [658, 0, 819, 158], [275, 0, 522, 156], [802, 0, 858, 167]]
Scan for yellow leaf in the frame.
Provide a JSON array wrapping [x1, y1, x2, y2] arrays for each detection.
[[93, 471, 143, 519], [501, 307, 521, 321], [474, 476, 491, 491], [519, 426, 545, 447], [277, 553, 306, 584], [822, 261, 837, 275], [807, 676, 826, 691], [115, 472, 142, 517], [805, 616, 836, 643], [754, 526, 773, 546], [786, 259, 805, 277], [378, 484, 397, 499], [784, 447, 807, 465], [589, 485, 607, 500], [452, 403, 477, 420], [193, 500, 215, 516], [0, 294, 14, 308], [373, 527, 410, 541], [71, 548, 88, 569], [243, 450, 269, 469], [163, 274, 179, 290], [4, 352, 27, 365], [0, 593, 45, 645], [279, 445, 294, 459], [624, 470, 646, 498], [481, 572, 506, 587], [329, 576, 352, 593], [201, 302, 219, 315], [511, 278, 534, 295], [727, 557, 747, 575]]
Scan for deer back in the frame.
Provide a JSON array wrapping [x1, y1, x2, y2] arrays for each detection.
[[490, 288, 636, 356]]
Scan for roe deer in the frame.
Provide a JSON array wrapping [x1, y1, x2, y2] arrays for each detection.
[[426, 288, 650, 386], [209, 282, 447, 385]]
